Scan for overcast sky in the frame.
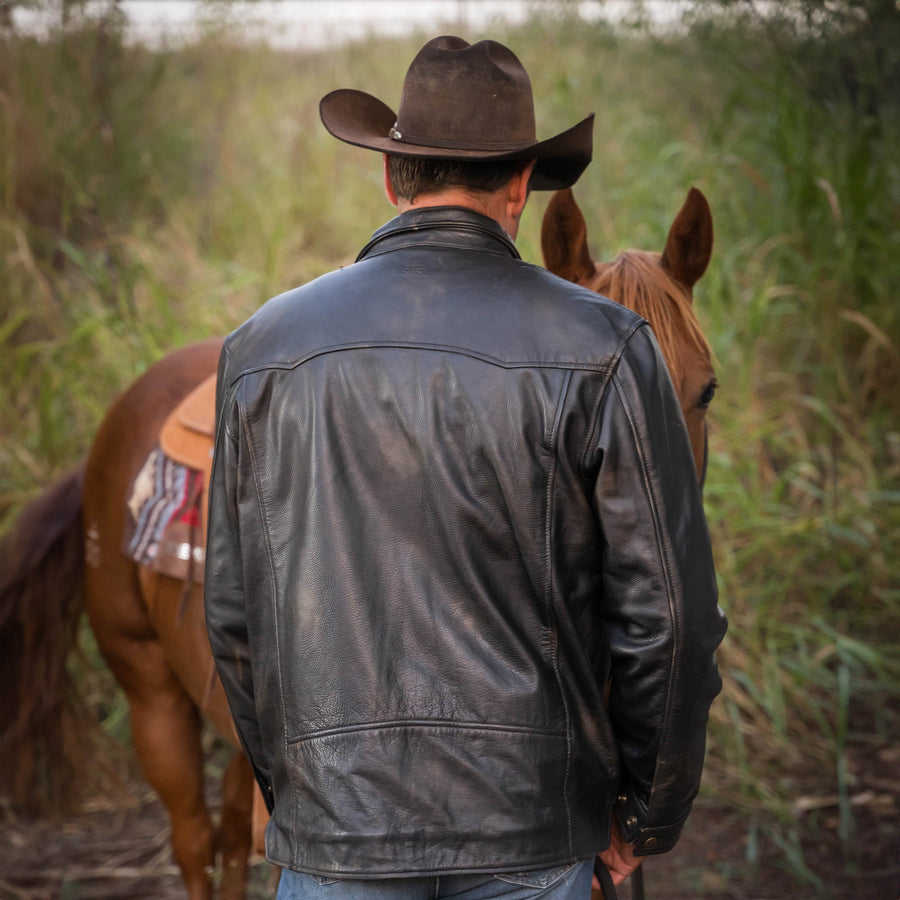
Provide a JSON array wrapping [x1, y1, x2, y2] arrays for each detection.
[[14, 1, 697, 48]]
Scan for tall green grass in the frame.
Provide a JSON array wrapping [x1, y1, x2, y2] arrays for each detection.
[[1, 2, 897, 894]]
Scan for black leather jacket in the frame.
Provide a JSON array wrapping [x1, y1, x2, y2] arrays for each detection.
[[205, 206, 726, 879]]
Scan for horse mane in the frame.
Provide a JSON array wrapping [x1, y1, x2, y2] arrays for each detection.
[[594, 249, 711, 388]]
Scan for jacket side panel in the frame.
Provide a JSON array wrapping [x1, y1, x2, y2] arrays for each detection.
[[205, 346, 279, 816]]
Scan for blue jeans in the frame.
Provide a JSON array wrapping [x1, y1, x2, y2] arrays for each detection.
[[276, 859, 594, 899]]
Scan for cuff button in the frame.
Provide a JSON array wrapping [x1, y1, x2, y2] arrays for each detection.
[[626, 816, 638, 829], [616, 793, 627, 805], [643, 836, 658, 850]]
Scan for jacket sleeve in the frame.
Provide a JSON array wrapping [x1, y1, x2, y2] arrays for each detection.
[[590, 323, 726, 855], [204, 344, 274, 811]]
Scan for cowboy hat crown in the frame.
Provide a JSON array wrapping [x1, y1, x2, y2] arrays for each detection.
[[319, 35, 593, 191]]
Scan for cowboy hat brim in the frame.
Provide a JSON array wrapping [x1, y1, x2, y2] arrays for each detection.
[[319, 89, 594, 192]]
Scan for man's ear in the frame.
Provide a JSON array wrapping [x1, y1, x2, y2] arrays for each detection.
[[383, 154, 399, 207], [507, 161, 536, 219]]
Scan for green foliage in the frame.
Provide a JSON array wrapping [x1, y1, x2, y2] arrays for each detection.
[[1, 3, 897, 893], [634, 3, 900, 887]]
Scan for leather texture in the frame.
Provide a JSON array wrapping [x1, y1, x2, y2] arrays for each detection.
[[205, 207, 726, 878]]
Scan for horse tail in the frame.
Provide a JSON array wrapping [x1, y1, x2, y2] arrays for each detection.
[[0, 463, 96, 813]]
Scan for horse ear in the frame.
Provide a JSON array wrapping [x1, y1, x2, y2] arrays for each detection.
[[541, 188, 596, 284], [661, 187, 713, 292]]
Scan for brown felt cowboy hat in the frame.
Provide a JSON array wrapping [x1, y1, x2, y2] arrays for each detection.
[[319, 35, 594, 191]]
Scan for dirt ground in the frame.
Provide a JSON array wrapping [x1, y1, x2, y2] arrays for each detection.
[[1, 746, 897, 900]]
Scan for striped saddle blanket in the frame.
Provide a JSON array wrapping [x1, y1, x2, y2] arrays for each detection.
[[125, 373, 216, 583], [125, 447, 206, 582]]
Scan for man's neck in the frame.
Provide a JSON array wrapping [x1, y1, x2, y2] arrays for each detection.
[[397, 189, 519, 240]]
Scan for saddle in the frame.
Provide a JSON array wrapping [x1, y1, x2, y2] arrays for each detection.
[[160, 373, 217, 488], [145, 373, 217, 582]]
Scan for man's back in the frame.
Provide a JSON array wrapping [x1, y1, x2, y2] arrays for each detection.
[[207, 207, 721, 877]]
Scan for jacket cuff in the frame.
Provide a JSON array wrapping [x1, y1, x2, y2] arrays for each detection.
[[613, 794, 686, 855]]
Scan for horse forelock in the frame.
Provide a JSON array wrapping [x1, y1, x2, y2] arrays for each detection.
[[594, 249, 711, 389]]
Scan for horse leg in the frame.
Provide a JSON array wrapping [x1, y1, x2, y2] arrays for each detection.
[[135, 572, 258, 898], [103, 635, 217, 900], [218, 750, 255, 900]]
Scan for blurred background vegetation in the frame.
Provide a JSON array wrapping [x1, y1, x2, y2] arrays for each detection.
[[1, 0, 897, 896]]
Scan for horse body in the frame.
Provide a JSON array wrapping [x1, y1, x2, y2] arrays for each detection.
[[0, 189, 714, 899], [83, 337, 225, 726], [81, 337, 256, 898]]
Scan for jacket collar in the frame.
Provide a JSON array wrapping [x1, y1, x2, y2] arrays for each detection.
[[356, 206, 521, 263]]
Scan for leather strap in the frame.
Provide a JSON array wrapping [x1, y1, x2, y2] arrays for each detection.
[[593, 857, 617, 900]]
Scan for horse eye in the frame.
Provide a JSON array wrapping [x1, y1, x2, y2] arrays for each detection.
[[698, 379, 718, 410]]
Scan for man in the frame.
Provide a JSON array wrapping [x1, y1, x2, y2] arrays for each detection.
[[205, 35, 726, 900]]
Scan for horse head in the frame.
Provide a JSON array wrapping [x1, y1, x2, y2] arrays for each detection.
[[541, 187, 716, 484]]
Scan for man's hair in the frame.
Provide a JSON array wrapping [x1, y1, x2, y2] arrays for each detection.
[[388, 155, 530, 202]]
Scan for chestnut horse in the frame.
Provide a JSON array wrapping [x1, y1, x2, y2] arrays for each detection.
[[0, 187, 714, 899]]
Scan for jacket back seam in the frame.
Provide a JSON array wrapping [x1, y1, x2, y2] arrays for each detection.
[[545, 368, 575, 857], [286, 719, 567, 745], [224, 341, 617, 387], [237, 393, 298, 859]]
